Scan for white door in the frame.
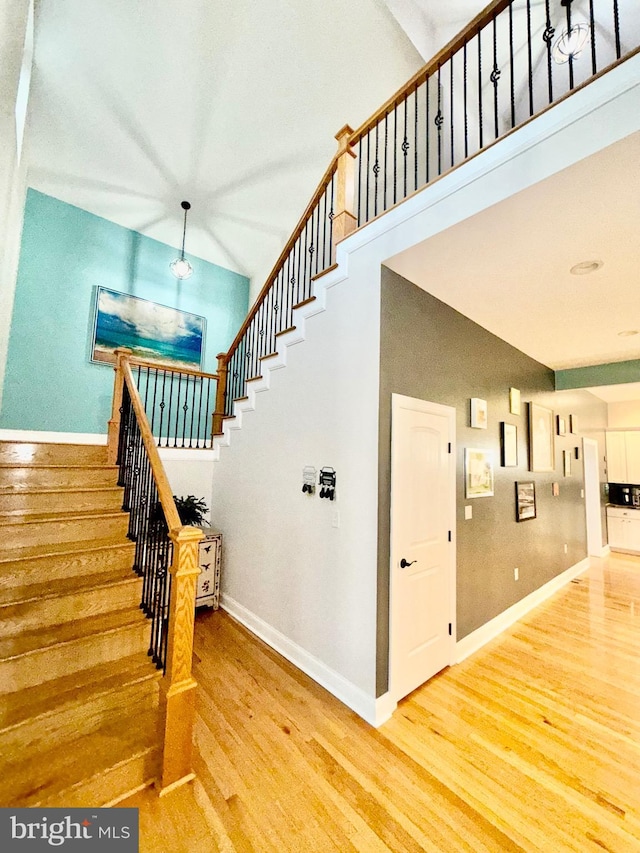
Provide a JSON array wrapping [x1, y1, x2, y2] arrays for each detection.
[[583, 437, 603, 557], [390, 394, 456, 702]]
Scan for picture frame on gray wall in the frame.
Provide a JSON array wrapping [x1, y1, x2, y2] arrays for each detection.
[[501, 422, 518, 467], [516, 481, 536, 521], [529, 402, 555, 472]]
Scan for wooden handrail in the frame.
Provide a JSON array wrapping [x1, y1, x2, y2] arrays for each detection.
[[349, 0, 512, 144], [126, 355, 219, 383], [225, 152, 340, 361]]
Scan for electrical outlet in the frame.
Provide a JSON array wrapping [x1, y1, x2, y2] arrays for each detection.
[[580, 489, 584, 499], [563, 543, 568, 554], [464, 505, 473, 520], [514, 567, 519, 581]]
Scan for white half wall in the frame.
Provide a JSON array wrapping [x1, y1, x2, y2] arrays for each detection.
[[211, 257, 382, 700]]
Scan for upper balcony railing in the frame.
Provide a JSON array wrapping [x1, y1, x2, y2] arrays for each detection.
[[215, 0, 639, 424]]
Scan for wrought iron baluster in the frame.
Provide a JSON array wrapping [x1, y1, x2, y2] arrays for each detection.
[[543, 0, 554, 105], [491, 16, 500, 140], [613, 0, 621, 60], [373, 122, 379, 218], [383, 112, 388, 211], [588, 0, 596, 74], [509, 4, 515, 128], [566, 0, 574, 90], [357, 138, 363, 226], [526, 0, 533, 116], [463, 42, 469, 156], [450, 58, 455, 166], [365, 130, 371, 224], [414, 84, 419, 191], [393, 103, 398, 204], [437, 64, 443, 173], [328, 175, 335, 264], [425, 72, 430, 184], [477, 33, 483, 150], [402, 97, 408, 199]]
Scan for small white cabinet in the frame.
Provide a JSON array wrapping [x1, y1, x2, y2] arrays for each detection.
[[196, 527, 221, 608], [606, 506, 640, 554]]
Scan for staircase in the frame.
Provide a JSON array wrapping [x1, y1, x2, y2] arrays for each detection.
[[0, 439, 161, 807]]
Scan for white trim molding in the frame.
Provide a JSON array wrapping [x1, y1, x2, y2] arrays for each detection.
[[455, 557, 590, 663], [0, 428, 107, 444], [221, 594, 384, 727]]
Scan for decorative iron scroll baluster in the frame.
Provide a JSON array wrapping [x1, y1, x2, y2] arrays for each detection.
[[543, 0, 554, 104], [436, 64, 443, 174], [402, 97, 408, 198], [374, 122, 379, 217], [566, 0, 575, 90], [491, 17, 500, 140]]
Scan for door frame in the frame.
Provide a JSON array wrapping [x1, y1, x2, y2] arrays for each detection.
[[389, 393, 457, 702], [583, 436, 604, 557]]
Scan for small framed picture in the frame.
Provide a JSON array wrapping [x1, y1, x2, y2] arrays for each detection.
[[529, 402, 555, 473], [470, 398, 488, 429], [509, 387, 521, 416], [465, 448, 494, 498], [563, 449, 572, 476], [574, 446, 580, 460], [569, 414, 578, 434], [557, 416, 566, 436], [501, 422, 518, 467], [516, 481, 536, 522]]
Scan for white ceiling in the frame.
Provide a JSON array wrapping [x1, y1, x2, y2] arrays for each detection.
[[385, 131, 640, 386], [27, 0, 423, 293]]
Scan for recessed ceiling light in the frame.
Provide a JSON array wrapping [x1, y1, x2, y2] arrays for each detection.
[[618, 330, 638, 337], [570, 260, 603, 275]]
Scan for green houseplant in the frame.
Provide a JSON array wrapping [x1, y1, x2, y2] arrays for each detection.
[[173, 495, 209, 527]]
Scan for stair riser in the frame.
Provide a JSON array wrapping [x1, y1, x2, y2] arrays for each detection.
[[0, 622, 151, 694], [35, 747, 159, 808], [0, 578, 143, 637], [0, 489, 123, 515], [0, 681, 158, 758], [0, 466, 118, 489], [0, 443, 108, 466], [0, 544, 136, 589], [1, 514, 130, 549]]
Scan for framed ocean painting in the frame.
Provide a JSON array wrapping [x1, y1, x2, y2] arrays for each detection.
[[91, 287, 205, 369]]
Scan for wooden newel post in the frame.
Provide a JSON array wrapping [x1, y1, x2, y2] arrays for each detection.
[[158, 525, 203, 795], [211, 352, 228, 437], [107, 347, 133, 465], [331, 124, 357, 261]]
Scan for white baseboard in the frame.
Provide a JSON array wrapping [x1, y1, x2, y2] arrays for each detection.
[[455, 557, 591, 664], [0, 429, 107, 444], [220, 593, 382, 727], [599, 544, 611, 557]]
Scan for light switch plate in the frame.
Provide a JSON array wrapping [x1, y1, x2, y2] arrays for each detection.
[[464, 505, 473, 520]]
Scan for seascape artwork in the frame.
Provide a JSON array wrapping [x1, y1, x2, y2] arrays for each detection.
[[91, 287, 205, 369]]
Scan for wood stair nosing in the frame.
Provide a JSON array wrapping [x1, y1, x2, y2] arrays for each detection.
[[0, 707, 161, 808], [0, 572, 143, 638], [0, 654, 160, 757]]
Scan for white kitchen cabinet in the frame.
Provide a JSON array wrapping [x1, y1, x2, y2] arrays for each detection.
[[606, 506, 640, 554], [196, 527, 222, 608], [605, 432, 628, 483], [625, 432, 640, 484]]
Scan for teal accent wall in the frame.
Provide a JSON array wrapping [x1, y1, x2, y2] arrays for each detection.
[[555, 360, 640, 390], [0, 189, 249, 434]]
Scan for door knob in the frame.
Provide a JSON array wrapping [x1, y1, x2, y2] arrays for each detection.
[[400, 558, 417, 568]]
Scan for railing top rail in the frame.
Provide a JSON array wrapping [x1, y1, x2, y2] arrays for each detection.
[[349, 0, 512, 144], [225, 151, 340, 360], [126, 355, 219, 382], [121, 358, 182, 531]]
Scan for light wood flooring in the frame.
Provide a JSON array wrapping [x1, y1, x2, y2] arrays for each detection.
[[121, 553, 640, 852]]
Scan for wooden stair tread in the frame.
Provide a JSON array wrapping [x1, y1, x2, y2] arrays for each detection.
[[0, 508, 127, 525], [0, 652, 159, 733], [0, 707, 160, 807], [0, 536, 135, 565], [0, 566, 139, 608], [0, 607, 148, 661]]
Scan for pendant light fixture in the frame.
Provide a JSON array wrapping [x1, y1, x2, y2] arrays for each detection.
[[170, 200, 193, 280], [552, 0, 590, 65]]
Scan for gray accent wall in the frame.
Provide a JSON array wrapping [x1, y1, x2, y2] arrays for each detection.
[[377, 267, 607, 696]]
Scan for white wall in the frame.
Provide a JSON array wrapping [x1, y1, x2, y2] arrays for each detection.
[[211, 257, 383, 715], [0, 0, 31, 413], [608, 400, 640, 429], [159, 447, 214, 526]]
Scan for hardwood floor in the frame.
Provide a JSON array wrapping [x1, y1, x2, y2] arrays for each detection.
[[120, 553, 640, 852]]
